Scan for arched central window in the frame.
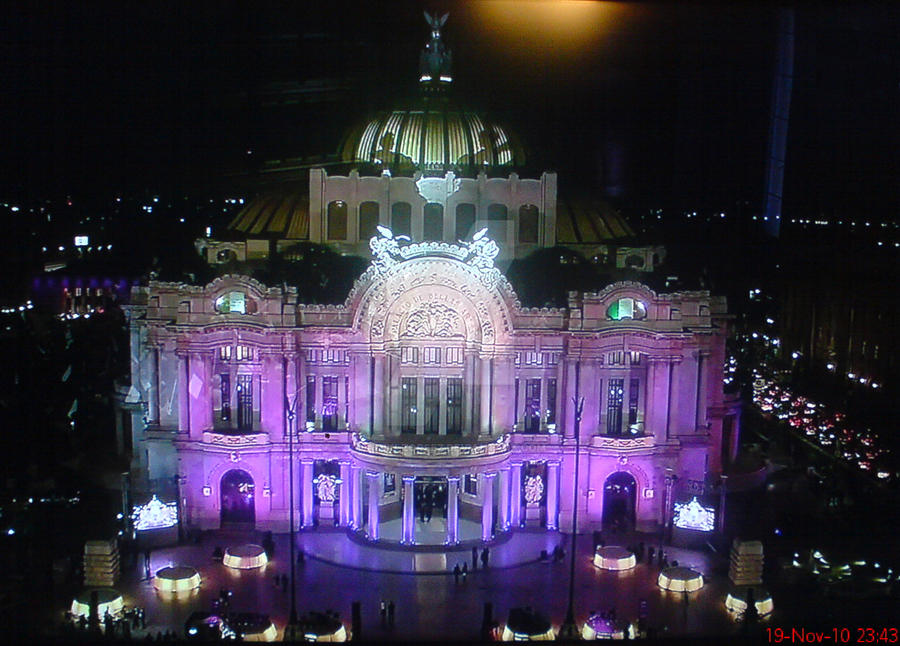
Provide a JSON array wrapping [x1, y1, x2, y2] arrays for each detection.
[[606, 297, 647, 321], [423, 203, 444, 240], [455, 203, 476, 240], [327, 201, 348, 240], [358, 201, 380, 241], [391, 202, 411, 238]]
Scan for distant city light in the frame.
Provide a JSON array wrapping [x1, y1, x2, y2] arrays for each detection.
[[74, 235, 89, 247]]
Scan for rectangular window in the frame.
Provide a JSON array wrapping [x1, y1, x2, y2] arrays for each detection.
[[401, 377, 417, 434], [424, 377, 440, 434], [445, 347, 463, 365], [401, 346, 419, 364], [219, 346, 232, 361], [546, 378, 557, 425], [423, 347, 441, 365], [525, 378, 541, 433], [607, 378, 624, 436], [464, 474, 478, 496], [237, 374, 253, 431], [306, 376, 316, 424], [236, 345, 253, 361], [628, 378, 640, 427], [220, 373, 231, 422], [322, 376, 339, 431], [446, 377, 463, 434]]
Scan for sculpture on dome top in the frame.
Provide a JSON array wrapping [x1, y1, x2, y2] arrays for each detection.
[[420, 11, 453, 83], [369, 225, 409, 272]]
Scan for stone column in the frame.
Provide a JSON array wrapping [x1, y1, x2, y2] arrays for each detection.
[[479, 357, 492, 435], [177, 352, 189, 434], [546, 461, 560, 530], [696, 351, 709, 431], [667, 358, 682, 439], [339, 461, 351, 527], [498, 467, 511, 531], [481, 472, 496, 541], [402, 475, 416, 544], [446, 476, 460, 544], [510, 462, 523, 527], [366, 470, 380, 540], [647, 358, 670, 443], [563, 358, 578, 438], [464, 352, 477, 434], [147, 346, 160, 423], [373, 355, 385, 435], [350, 464, 362, 530], [301, 459, 315, 528]]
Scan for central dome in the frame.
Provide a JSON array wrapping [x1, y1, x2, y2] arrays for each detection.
[[340, 11, 524, 175], [341, 97, 524, 174]]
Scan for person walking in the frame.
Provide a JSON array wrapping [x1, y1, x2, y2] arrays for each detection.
[[380, 599, 387, 626], [472, 546, 478, 570], [462, 562, 468, 581], [387, 600, 395, 627], [453, 563, 461, 584]]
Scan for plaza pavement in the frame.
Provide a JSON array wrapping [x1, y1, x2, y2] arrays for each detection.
[[52, 525, 758, 641]]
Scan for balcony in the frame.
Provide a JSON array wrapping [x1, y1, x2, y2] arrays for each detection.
[[201, 431, 269, 446], [592, 435, 654, 451], [351, 433, 511, 461]]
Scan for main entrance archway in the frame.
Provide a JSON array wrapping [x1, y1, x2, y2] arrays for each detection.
[[220, 469, 255, 527], [602, 471, 636, 532]]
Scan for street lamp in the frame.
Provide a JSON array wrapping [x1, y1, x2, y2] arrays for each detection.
[[286, 394, 299, 640], [558, 395, 584, 640]]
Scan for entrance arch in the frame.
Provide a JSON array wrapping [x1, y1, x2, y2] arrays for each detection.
[[220, 469, 255, 527], [602, 471, 636, 532]]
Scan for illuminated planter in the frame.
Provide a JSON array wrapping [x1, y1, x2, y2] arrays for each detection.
[[240, 621, 278, 642], [725, 589, 774, 617], [223, 544, 268, 570], [593, 546, 636, 571], [153, 566, 201, 594], [581, 614, 625, 640], [501, 608, 555, 641], [70, 588, 124, 619], [658, 567, 704, 592], [299, 612, 349, 642]]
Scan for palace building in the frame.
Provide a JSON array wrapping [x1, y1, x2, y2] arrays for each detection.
[[123, 13, 739, 545]]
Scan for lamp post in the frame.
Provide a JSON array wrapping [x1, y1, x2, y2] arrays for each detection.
[[558, 395, 584, 640], [286, 395, 299, 640]]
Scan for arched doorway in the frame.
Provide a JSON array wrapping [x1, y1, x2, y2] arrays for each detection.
[[602, 472, 636, 532], [221, 469, 255, 527]]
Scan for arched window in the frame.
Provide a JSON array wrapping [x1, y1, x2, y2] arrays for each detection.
[[327, 201, 348, 240], [486, 203, 508, 242], [518, 204, 540, 244], [625, 254, 645, 268], [423, 203, 444, 240], [391, 202, 411, 237], [358, 201, 380, 241], [606, 297, 648, 321], [215, 291, 256, 314], [455, 203, 476, 240]]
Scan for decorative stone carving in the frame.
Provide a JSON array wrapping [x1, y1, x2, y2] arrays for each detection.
[[524, 474, 544, 505], [415, 171, 461, 205], [403, 302, 463, 338], [314, 474, 339, 504]]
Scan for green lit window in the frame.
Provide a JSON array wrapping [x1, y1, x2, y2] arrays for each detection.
[[215, 291, 247, 314], [606, 297, 647, 321]]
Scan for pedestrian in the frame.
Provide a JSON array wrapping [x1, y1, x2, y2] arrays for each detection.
[[648, 546, 655, 563], [472, 546, 478, 570], [387, 600, 395, 627], [462, 562, 468, 580], [453, 563, 461, 584], [480, 548, 488, 569], [380, 599, 387, 626]]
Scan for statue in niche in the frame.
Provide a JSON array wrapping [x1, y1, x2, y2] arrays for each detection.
[[524, 474, 544, 506], [315, 474, 338, 504]]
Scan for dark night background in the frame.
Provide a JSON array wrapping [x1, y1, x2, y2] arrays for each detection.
[[2, 1, 896, 217]]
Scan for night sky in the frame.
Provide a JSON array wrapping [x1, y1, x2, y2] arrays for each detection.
[[2, 1, 897, 217]]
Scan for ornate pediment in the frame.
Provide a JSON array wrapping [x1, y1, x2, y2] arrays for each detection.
[[403, 302, 464, 338]]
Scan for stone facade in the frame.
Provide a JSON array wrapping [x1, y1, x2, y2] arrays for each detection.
[[126, 234, 738, 541]]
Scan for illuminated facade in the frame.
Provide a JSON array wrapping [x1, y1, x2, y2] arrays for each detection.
[[127, 13, 737, 543], [127, 227, 738, 541]]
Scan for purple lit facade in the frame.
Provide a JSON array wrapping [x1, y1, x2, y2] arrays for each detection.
[[124, 234, 740, 543]]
